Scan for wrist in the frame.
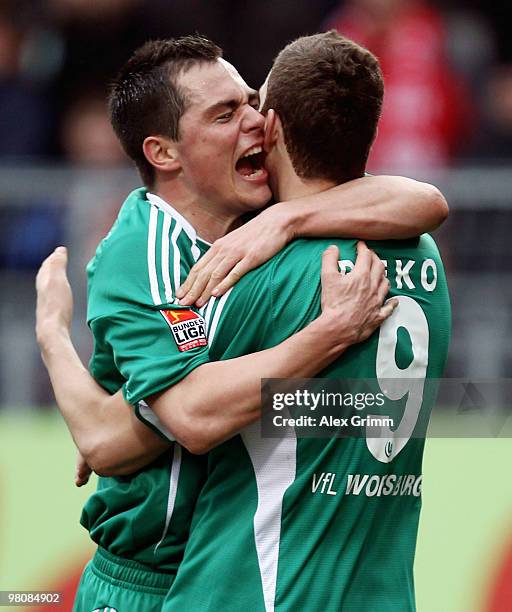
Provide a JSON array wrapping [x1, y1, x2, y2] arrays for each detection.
[[36, 319, 70, 355], [269, 201, 299, 242], [307, 314, 351, 357]]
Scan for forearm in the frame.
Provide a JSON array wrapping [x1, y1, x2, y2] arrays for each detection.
[[151, 315, 350, 454], [39, 330, 169, 475], [278, 175, 448, 240]]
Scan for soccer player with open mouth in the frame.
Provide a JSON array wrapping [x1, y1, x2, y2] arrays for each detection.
[[36, 33, 448, 611]]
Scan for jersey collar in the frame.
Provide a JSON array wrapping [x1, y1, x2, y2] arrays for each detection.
[[146, 193, 212, 257]]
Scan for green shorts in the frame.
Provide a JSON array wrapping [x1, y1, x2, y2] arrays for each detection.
[[73, 547, 174, 612]]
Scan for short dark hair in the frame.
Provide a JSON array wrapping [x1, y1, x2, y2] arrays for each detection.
[[262, 31, 383, 184], [109, 35, 222, 186]]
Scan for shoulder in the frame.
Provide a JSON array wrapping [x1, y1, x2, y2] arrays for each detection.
[[269, 237, 358, 282], [281, 237, 358, 259], [88, 188, 151, 271], [87, 188, 191, 314], [417, 233, 442, 260], [244, 236, 358, 306]]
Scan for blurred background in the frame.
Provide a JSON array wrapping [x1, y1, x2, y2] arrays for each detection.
[[0, 0, 510, 610]]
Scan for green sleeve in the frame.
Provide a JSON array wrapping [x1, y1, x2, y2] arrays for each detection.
[[92, 304, 211, 406]]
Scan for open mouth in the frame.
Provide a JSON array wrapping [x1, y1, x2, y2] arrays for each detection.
[[235, 145, 266, 179]]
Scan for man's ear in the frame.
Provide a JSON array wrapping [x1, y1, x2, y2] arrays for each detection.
[[263, 109, 280, 153], [142, 136, 181, 174]]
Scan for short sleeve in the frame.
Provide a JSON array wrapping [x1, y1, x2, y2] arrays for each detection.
[[91, 304, 211, 406]]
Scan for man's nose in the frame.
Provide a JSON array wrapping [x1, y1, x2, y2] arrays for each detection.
[[241, 105, 265, 133]]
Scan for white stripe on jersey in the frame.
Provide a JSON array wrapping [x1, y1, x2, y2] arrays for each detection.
[[145, 196, 199, 555], [171, 221, 182, 295], [208, 288, 233, 345], [196, 249, 294, 609], [147, 204, 162, 305], [147, 192, 211, 262], [147, 198, 186, 306], [161, 213, 174, 303], [202, 296, 217, 336], [137, 400, 175, 441], [154, 444, 182, 552], [242, 427, 297, 612]]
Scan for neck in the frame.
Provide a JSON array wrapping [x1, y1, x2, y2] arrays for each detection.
[[272, 151, 336, 202], [153, 180, 241, 243]]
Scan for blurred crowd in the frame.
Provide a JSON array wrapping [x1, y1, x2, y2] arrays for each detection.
[[1, 0, 510, 268], [0, 0, 510, 170]]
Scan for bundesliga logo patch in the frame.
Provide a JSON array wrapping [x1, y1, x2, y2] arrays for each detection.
[[161, 309, 207, 352]]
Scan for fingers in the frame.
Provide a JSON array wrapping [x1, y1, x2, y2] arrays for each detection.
[[378, 297, 399, 322], [179, 246, 257, 307], [321, 244, 340, 287], [192, 255, 252, 307], [46, 246, 68, 269], [75, 465, 92, 487], [176, 250, 214, 299], [194, 257, 238, 307], [178, 267, 210, 307], [357, 297, 398, 344], [208, 259, 250, 300], [75, 473, 90, 487], [321, 245, 340, 278], [54, 245, 67, 259], [353, 241, 372, 274], [369, 251, 385, 289], [376, 273, 391, 305], [36, 247, 69, 295], [75, 453, 92, 487], [179, 255, 235, 307], [320, 245, 340, 308], [37, 245, 67, 272]]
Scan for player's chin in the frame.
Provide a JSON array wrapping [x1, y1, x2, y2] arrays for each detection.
[[235, 174, 272, 209], [244, 186, 272, 210]]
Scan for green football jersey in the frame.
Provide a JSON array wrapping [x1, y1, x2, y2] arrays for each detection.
[[163, 235, 450, 610], [82, 188, 212, 573]]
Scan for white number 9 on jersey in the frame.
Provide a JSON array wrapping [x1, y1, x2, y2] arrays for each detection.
[[366, 296, 430, 463]]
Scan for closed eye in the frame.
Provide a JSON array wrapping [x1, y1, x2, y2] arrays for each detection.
[[216, 111, 234, 122]]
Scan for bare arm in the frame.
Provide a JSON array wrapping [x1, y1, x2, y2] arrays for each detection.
[[36, 244, 394, 472], [281, 175, 448, 240], [38, 325, 170, 476], [36, 247, 170, 477], [177, 175, 447, 306], [146, 242, 393, 453]]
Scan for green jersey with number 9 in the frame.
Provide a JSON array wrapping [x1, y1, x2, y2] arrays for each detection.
[[161, 235, 450, 612]]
